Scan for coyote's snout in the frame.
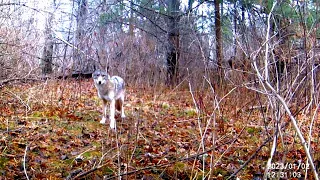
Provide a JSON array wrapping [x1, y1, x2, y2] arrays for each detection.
[[92, 69, 126, 130]]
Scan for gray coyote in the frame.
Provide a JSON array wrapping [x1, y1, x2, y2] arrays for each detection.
[[92, 69, 126, 129]]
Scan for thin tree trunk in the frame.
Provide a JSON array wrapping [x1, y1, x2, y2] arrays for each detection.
[[74, 0, 87, 73], [166, 0, 180, 86], [129, 1, 134, 36], [233, 1, 237, 58], [41, 6, 54, 75], [214, 0, 223, 84], [42, 32, 54, 75]]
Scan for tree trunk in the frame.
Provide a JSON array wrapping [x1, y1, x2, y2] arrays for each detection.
[[166, 0, 180, 86], [214, 0, 223, 83], [42, 35, 54, 75], [233, 1, 237, 58], [74, 0, 87, 73], [41, 10, 54, 75], [76, 0, 87, 44], [129, 1, 134, 36]]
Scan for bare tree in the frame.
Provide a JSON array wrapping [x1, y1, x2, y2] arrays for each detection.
[[41, 12, 54, 75], [214, 0, 223, 83], [166, 0, 180, 86], [74, 0, 88, 73]]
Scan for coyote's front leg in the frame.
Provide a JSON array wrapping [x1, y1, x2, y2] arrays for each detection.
[[109, 99, 116, 129], [120, 93, 126, 118], [100, 101, 107, 124]]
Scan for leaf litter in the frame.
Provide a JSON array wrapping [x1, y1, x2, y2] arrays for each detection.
[[0, 79, 319, 179]]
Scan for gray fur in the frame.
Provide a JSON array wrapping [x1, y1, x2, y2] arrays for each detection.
[[92, 69, 125, 129]]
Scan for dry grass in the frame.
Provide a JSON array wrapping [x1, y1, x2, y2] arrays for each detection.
[[0, 79, 319, 179]]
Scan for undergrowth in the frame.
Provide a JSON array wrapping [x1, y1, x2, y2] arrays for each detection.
[[0, 79, 319, 179]]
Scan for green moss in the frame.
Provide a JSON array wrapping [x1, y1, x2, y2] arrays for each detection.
[[162, 102, 170, 109], [0, 157, 9, 169], [102, 166, 114, 175], [31, 111, 43, 117], [174, 162, 186, 172], [184, 108, 197, 117], [246, 127, 255, 135], [212, 167, 229, 177], [82, 151, 101, 159], [51, 160, 68, 170]]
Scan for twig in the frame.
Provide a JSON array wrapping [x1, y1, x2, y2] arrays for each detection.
[[98, 147, 117, 167], [70, 147, 96, 166], [226, 103, 310, 180], [5, 90, 31, 113], [262, 3, 277, 178], [72, 134, 237, 179], [262, 71, 318, 180], [116, 130, 121, 180], [187, 68, 205, 177], [73, 165, 106, 179], [23, 144, 29, 180], [78, 99, 307, 180], [252, 58, 320, 179], [213, 127, 246, 169], [227, 135, 273, 180], [305, 104, 319, 179], [114, 125, 246, 180], [263, 1, 277, 81], [78, 106, 306, 180]]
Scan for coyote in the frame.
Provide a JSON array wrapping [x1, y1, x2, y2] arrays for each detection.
[[92, 69, 126, 129]]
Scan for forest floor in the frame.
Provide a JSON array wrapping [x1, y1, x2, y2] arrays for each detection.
[[0, 79, 319, 179]]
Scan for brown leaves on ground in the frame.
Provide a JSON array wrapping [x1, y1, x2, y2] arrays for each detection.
[[0, 79, 319, 179]]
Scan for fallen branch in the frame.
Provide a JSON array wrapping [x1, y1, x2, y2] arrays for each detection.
[[0, 77, 42, 88]]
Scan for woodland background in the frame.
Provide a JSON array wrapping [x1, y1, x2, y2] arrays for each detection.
[[1, 0, 320, 179]]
